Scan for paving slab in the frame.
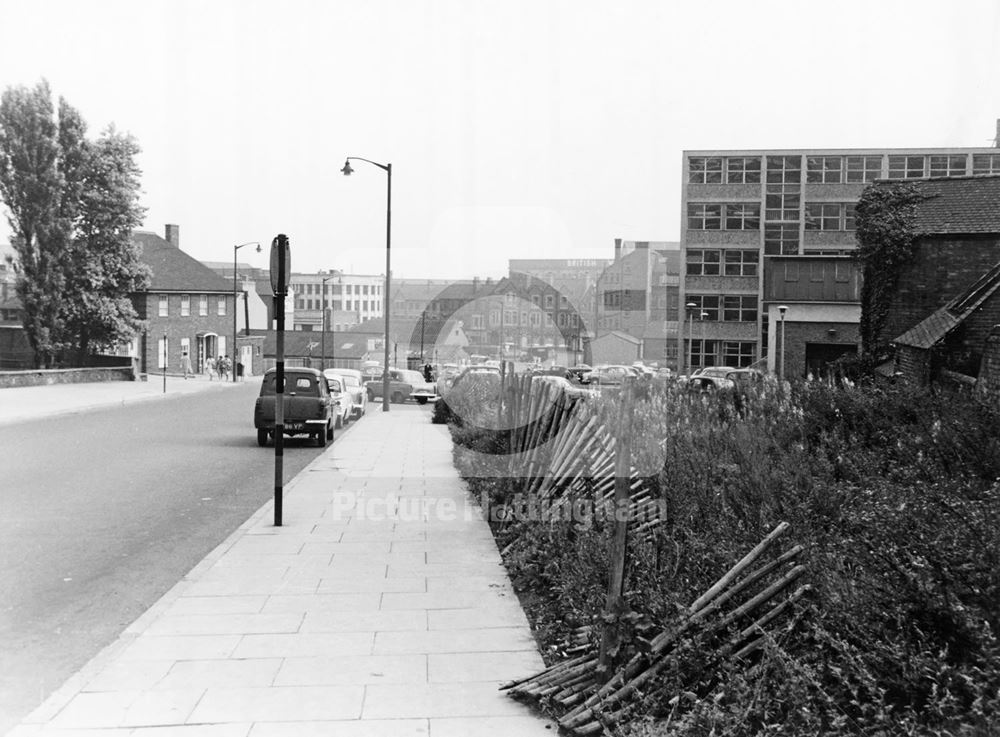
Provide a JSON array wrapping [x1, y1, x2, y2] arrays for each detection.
[[8, 406, 554, 735]]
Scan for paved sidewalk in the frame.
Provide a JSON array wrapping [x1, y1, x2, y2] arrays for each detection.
[[7, 406, 554, 736], [0, 373, 245, 426]]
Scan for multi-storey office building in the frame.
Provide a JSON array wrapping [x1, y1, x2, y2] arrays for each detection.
[[680, 144, 1000, 371], [289, 271, 383, 331]]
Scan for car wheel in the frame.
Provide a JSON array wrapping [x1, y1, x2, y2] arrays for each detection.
[[391, 392, 403, 404], [316, 427, 327, 448], [257, 429, 268, 447], [328, 421, 335, 438], [335, 413, 343, 429], [416, 397, 428, 405]]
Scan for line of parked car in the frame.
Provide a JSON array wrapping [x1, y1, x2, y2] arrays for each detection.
[[252, 364, 440, 447]]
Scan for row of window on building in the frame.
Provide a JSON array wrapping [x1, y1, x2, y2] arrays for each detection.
[[469, 310, 582, 329], [293, 282, 382, 296], [158, 294, 226, 317], [295, 298, 381, 312], [686, 340, 757, 369], [688, 153, 1000, 185], [687, 202, 857, 231]]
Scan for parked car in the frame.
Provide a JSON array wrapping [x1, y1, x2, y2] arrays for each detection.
[[584, 365, 639, 386], [724, 368, 767, 391], [324, 375, 352, 428], [687, 374, 735, 392], [365, 368, 439, 404], [532, 374, 599, 399], [692, 366, 737, 380], [324, 368, 367, 418], [569, 364, 592, 383], [254, 367, 334, 447]]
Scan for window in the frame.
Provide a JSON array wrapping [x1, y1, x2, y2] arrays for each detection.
[[724, 250, 759, 276], [217, 296, 226, 315], [687, 294, 720, 321], [784, 262, 800, 281], [489, 310, 499, 327], [724, 203, 761, 230], [689, 339, 718, 369], [530, 312, 541, 327], [545, 294, 555, 308], [842, 155, 880, 183], [199, 295, 208, 316], [764, 223, 799, 255], [687, 203, 722, 230], [157, 336, 168, 369], [888, 155, 925, 179], [835, 261, 853, 283], [722, 295, 757, 322], [557, 312, 567, 327], [765, 156, 801, 221], [531, 294, 540, 306], [471, 314, 483, 329], [689, 156, 723, 184], [805, 203, 841, 231], [928, 155, 966, 177], [180, 294, 189, 316], [505, 309, 517, 325], [806, 156, 843, 184], [973, 153, 1000, 175], [686, 249, 721, 276], [726, 157, 761, 184], [844, 203, 857, 231], [723, 341, 756, 368], [158, 295, 168, 317], [363, 285, 369, 295], [810, 261, 825, 282]]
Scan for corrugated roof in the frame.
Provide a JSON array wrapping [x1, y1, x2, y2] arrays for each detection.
[[893, 260, 1000, 349], [133, 231, 233, 292], [874, 175, 1000, 234]]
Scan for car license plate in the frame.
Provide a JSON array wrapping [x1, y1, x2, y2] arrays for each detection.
[[286, 422, 303, 431]]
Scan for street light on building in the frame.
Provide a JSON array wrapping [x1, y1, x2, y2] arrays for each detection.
[[778, 304, 788, 382], [342, 156, 392, 412], [233, 242, 261, 383]]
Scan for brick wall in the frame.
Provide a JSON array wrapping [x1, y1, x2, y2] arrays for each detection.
[[0, 366, 134, 389], [896, 345, 931, 385], [975, 326, 1000, 408], [777, 321, 860, 379], [881, 234, 1000, 345], [135, 293, 235, 373]]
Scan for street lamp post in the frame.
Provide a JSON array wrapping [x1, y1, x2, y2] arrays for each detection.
[[342, 156, 392, 412], [233, 242, 261, 383], [685, 302, 696, 375], [321, 275, 334, 371], [777, 304, 788, 382]]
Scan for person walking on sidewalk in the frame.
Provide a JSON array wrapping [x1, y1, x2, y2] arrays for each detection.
[[206, 355, 216, 381], [181, 349, 193, 379]]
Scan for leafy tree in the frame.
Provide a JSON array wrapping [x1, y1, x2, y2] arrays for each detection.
[[853, 182, 924, 356], [0, 80, 149, 367], [0, 80, 71, 367]]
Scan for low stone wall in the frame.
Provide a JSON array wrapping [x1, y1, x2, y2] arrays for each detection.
[[0, 365, 136, 389]]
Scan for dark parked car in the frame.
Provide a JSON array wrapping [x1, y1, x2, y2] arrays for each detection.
[[254, 367, 334, 447]]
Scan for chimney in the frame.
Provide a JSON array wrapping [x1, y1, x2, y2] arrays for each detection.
[[614, 237, 622, 259], [473, 276, 480, 292], [164, 224, 180, 248], [995, 119, 1000, 148]]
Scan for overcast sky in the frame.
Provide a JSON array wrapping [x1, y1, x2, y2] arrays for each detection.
[[1, 0, 999, 280]]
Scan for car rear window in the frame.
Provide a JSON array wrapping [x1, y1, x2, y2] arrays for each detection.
[[260, 374, 320, 396]]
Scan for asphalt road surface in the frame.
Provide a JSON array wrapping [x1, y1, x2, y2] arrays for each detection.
[[0, 383, 346, 733]]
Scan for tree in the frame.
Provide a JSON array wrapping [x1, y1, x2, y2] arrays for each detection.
[[62, 128, 149, 363], [0, 80, 149, 367], [0, 80, 71, 367], [853, 182, 925, 356]]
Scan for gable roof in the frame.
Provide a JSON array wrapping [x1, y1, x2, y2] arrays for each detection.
[[133, 231, 233, 292], [894, 260, 1000, 349], [874, 175, 1000, 234]]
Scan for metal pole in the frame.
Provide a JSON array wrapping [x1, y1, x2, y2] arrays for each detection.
[[780, 314, 786, 382], [321, 278, 327, 372], [687, 311, 694, 375], [382, 164, 392, 412], [162, 331, 166, 393], [419, 310, 425, 362], [232, 246, 238, 383]]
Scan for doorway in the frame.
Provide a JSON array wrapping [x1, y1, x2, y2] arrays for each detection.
[[198, 333, 218, 373]]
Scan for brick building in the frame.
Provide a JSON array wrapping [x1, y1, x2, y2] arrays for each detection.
[[132, 225, 241, 376], [680, 136, 1000, 370]]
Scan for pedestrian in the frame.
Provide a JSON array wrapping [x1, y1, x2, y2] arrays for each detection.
[[216, 355, 225, 381], [206, 355, 215, 381], [236, 360, 244, 381], [222, 355, 232, 381], [423, 363, 433, 383], [181, 349, 193, 379]]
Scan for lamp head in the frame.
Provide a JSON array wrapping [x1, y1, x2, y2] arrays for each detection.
[[778, 304, 788, 316], [255, 243, 262, 253], [341, 160, 353, 176]]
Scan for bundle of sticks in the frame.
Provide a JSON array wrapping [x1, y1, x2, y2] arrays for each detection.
[[502, 522, 809, 735]]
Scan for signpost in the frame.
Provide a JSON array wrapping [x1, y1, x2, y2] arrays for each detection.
[[270, 234, 291, 526]]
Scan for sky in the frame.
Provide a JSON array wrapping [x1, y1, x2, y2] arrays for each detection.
[[1, 0, 1000, 281]]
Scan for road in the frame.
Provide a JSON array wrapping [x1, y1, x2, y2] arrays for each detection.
[[0, 383, 348, 733]]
